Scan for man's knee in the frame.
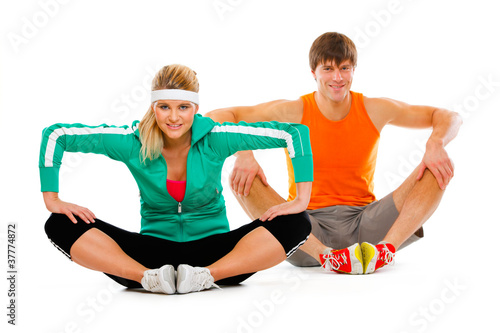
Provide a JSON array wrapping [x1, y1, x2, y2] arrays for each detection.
[[230, 176, 286, 219], [232, 175, 267, 195], [421, 169, 446, 190], [393, 168, 444, 210]]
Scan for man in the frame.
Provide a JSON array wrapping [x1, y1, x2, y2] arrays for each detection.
[[205, 32, 462, 274]]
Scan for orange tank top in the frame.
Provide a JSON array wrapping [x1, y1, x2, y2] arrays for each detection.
[[286, 91, 380, 209]]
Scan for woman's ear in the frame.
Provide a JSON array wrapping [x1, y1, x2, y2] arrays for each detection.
[[195, 104, 199, 114]]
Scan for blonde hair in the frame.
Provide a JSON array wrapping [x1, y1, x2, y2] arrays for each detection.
[[138, 64, 199, 162]]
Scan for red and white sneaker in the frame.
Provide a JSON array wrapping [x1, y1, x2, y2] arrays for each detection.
[[361, 242, 396, 274], [319, 243, 364, 274]]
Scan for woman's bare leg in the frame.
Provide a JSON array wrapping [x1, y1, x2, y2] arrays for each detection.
[[70, 228, 147, 283], [207, 227, 286, 281]]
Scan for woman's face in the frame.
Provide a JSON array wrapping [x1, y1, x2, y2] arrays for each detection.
[[154, 99, 198, 143]]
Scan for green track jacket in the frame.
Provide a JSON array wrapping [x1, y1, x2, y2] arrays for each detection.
[[39, 114, 313, 242]]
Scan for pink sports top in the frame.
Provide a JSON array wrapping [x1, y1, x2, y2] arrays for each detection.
[[166, 179, 186, 202]]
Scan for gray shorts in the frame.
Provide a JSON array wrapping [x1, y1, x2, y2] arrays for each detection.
[[287, 192, 424, 267]]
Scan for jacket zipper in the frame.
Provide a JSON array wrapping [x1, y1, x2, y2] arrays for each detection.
[[178, 202, 183, 241]]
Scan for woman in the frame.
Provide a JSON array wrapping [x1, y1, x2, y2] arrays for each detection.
[[40, 64, 313, 294]]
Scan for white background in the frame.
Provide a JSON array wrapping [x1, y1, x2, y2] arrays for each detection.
[[1, 0, 499, 332]]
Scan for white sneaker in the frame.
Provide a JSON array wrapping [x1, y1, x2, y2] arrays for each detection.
[[176, 264, 221, 294], [141, 264, 176, 294]]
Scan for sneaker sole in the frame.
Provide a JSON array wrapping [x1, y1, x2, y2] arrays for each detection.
[[361, 242, 377, 274], [351, 244, 364, 275], [336, 244, 364, 274], [176, 264, 192, 294], [160, 265, 176, 294]]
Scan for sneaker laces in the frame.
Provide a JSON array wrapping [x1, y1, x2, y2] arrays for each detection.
[[379, 246, 395, 266], [192, 269, 221, 292], [143, 271, 161, 291], [322, 252, 348, 271]]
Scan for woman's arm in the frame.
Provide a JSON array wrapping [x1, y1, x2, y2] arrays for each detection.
[[39, 122, 137, 192], [39, 122, 137, 221], [43, 192, 96, 224], [206, 100, 304, 196], [209, 120, 313, 184], [208, 119, 313, 219]]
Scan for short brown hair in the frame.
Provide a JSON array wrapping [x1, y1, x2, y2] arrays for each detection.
[[309, 32, 357, 71]]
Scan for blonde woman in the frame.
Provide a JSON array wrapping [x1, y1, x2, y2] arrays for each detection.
[[40, 64, 313, 294]]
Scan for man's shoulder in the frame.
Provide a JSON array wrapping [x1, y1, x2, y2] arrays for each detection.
[[362, 95, 406, 132], [267, 98, 304, 123], [362, 95, 400, 111], [361, 94, 381, 110]]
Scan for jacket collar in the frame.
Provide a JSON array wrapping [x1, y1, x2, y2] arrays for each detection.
[[190, 114, 216, 146]]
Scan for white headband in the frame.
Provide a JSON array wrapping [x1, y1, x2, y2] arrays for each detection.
[[151, 89, 199, 105]]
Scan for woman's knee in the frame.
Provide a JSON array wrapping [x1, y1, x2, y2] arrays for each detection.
[[261, 212, 311, 253], [285, 212, 312, 238], [44, 213, 95, 259], [44, 213, 71, 239], [266, 212, 311, 236]]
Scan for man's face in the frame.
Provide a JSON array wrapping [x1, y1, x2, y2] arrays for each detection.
[[312, 60, 355, 103]]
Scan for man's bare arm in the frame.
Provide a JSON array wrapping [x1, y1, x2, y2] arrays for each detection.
[[366, 97, 462, 189], [205, 99, 303, 124]]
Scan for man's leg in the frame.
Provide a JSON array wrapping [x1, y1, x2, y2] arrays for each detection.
[[234, 168, 445, 271], [359, 167, 444, 273], [232, 178, 328, 264], [382, 168, 444, 250]]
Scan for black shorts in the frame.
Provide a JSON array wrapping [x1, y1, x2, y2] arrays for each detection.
[[45, 212, 311, 288]]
